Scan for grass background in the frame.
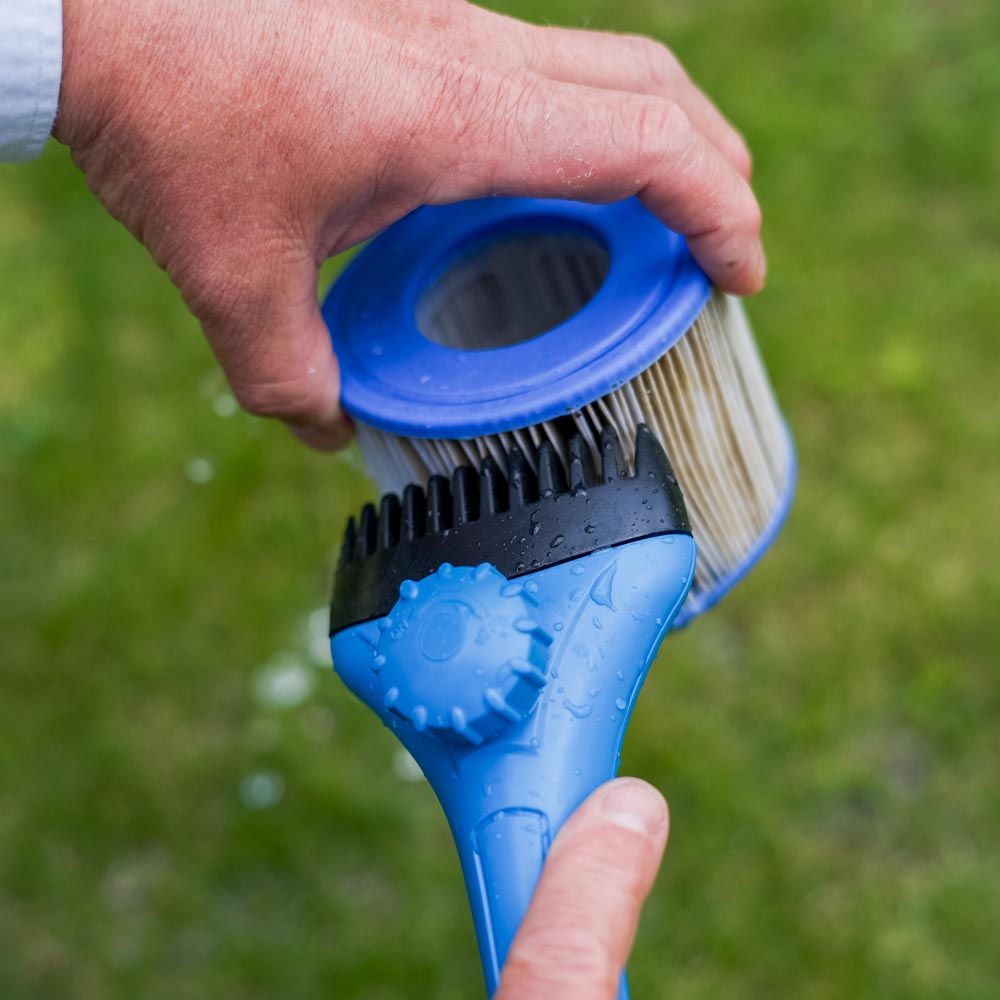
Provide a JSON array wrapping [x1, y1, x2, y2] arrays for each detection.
[[1, 0, 998, 997]]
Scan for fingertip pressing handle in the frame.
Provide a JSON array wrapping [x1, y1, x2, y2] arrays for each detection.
[[456, 798, 630, 1000]]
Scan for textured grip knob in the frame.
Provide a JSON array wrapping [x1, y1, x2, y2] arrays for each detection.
[[375, 563, 551, 745]]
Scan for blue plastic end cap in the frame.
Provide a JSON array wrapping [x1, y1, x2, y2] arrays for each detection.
[[322, 197, 711, 440]]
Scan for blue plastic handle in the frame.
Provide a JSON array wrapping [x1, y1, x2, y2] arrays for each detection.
[[331, 534, 696, 996]]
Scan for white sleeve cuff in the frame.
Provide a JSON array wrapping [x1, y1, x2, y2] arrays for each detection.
[[0, 0, 63, 162]]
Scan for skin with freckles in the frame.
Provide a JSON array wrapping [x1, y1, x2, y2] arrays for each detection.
[[55, 0, 765, 449]]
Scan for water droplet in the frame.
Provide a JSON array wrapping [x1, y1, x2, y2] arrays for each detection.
[[550, 534, 565, 548], [592, 616, 603, 630], [186, 457, 214, 484], [253, 654, 315, 709], [393, 749, 425, 783], [563, 699, 593, 719], [571, 564, 587, 576], [240, 770, 284, 810], [589, 564, 617, 610], [419, 374, 431, 384], [615, 669, 625, 681], [530, 737, 540, 748], [524, 581, 539, 594], [212, 393, 238, 418], [553, 622, 564, 632], [569, 587, 583, 601], [615, 697, 627, 711], [305, 607, 332, 665], [584, 524, 596, 534]]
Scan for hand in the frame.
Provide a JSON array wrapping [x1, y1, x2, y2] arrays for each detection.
[[55, 0, 763, 449], [496, 778, 670, 1000]]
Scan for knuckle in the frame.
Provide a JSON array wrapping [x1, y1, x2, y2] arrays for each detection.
[[507, 924, 613, 987], [740, 192, 763, 236], [622, 33, 678, 86], [732, 132, 754, 177], [631, 98, 693, 172], [232, 375, 329, 424]]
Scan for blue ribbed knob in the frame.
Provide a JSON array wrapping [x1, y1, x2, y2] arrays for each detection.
[[373, 563, 551, 745]]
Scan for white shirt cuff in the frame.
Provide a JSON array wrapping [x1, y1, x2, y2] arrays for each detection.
[[0, 0, 63, 162]]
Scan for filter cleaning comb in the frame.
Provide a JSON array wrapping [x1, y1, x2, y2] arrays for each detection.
[[323, 196, 795, 997]]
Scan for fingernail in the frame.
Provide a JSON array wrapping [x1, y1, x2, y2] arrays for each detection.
[[600, 779, 667, 837]]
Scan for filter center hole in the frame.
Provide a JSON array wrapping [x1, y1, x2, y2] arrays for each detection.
[[416, 228, 610, 350]]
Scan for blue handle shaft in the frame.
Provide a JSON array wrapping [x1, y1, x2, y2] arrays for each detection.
[[332, 535, 696, 996]]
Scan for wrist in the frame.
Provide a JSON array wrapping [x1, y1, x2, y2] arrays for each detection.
[[54, 0, 141, 150]]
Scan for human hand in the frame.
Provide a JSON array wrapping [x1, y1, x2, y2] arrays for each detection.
[[56, 0, 762, 449], [496, 778, 670, 1000]]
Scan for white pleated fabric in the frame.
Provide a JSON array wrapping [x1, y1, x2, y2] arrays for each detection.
[[356, 292, 791, 598]]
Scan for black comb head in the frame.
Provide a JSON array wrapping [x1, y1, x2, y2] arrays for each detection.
[[330, 425, 690, 634]]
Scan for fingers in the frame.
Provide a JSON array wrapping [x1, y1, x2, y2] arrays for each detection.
[[496, 778, 669, 1000], [520, 26, 752, 180], [444, 75, 764, 294], [196, 252, 353, 451]]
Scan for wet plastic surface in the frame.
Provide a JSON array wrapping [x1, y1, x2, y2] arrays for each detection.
[[331, 535, 696, 997]]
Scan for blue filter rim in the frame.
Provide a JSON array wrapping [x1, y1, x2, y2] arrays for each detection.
[[323, 197, 712, 439]]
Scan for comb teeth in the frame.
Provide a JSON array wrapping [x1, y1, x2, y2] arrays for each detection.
[[506, 447, 538, 507], [479, 457, 508, 515], [401, 483, 426, 542], [537, 441, 568, 497], [379, 494, 401, 549], [358, 503, 378, 559], [599, 427, 627, 483], [337, 427, 676, 565], [339, 516, 358, 567], [427, 475, 451, 534], [567, 435, 594, 491], [452, 466, 479, 526]]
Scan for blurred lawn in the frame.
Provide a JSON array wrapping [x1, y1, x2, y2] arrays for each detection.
[[1, 1, 998, 997]]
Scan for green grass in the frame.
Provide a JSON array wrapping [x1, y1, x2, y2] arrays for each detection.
[[1, 1, 998, 997]]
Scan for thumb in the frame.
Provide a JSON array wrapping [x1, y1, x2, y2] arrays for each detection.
[[496, 778, 669, 1000], [196, 249, 353, 451]]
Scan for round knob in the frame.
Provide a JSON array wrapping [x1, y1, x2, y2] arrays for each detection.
[[374, 563, 551, 746]]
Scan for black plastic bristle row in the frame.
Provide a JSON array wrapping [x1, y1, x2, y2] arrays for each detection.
[[331, 424, 690, 634], [340, 426, 659, 567]]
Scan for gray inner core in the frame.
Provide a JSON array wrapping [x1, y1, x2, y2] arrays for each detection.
[[416, 231, 610, 350]]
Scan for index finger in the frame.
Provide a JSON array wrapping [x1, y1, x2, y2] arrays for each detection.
[[427, 75, 766, 295]]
